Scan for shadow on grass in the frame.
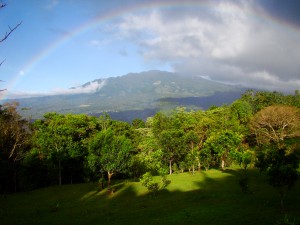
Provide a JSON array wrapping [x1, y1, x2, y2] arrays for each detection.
[[78, 169, 300, 225], [1, 168, 299, 225]]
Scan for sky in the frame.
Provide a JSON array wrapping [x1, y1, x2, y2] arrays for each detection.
[[0, 0, 300, 99]]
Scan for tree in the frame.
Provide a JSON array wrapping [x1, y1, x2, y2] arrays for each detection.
[[0, 102, 30, 192], [199, 106, 244, 170], [241, 90, 300, 113], [192, 111, 213, 171], [152, 111, 187, 175], [160, 129, 186, 175], [250, 105, 300, 211], [203, 130, 242, 170], [0, 102, 30, 161], [31, 113, 97, 185], [32, 113, 73, 185], [250, 105, 300, 147], [185, 130, 199, 174], [230, 99, 253, 125], [133, 127, 164, 176], [88, 128, 132, 190], [132, 118, 145, 129]]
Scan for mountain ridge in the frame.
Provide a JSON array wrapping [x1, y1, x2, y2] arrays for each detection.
[[10, 70, 247, 120]]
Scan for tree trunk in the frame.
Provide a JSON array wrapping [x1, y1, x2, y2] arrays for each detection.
[[198, 160, 201, 172], [58, 159, 62, 185], [107, 171, 113, 191], [169, 160, 172, 175], [279, 188, 286, 212], [221, 157, 225, 170], [14, 170, 17, 193], [191, 142, 195, 175]]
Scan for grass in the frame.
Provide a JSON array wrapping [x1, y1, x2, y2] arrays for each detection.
[[1, 168, 299, 225]]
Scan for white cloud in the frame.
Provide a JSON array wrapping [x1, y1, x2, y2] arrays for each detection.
[[63, 80, 106, 95], [116, 0, 300, 91], [6, 80, 107, 99]]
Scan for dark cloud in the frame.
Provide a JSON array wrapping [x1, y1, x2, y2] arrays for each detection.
[[256, 0, 300, 26], [116, 0, 300, 91]]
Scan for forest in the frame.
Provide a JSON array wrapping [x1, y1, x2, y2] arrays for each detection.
[[1, 89, 300, 224], [1, 89, 299, 194]]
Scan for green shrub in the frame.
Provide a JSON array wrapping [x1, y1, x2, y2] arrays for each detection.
[[140, 172, 171, 195]]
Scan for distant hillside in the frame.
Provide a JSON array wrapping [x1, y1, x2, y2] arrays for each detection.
[[11, 70, 246, 120]]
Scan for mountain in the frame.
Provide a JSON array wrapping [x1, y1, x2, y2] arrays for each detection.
[[12, 70, 247, 121]]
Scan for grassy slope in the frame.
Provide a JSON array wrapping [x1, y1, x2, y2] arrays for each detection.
[[1, 169, 299, 225]]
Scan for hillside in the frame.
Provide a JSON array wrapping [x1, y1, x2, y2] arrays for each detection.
[[11, 70, 246, 120], [1, 170, 299, 225]]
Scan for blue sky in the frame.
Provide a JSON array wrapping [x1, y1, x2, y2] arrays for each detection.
[[1, 0, 300, 99]]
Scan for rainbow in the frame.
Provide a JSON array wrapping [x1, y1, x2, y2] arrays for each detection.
[[2, 0, 300, 100]]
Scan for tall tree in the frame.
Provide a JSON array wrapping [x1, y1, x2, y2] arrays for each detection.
[[250, 105, 300, 211], [0, 102, 30, 192], [133, 127, 163, 176], [185, 130, 199, 174], [152, 110, 187, 175], [241, 90, 300, 113], [203, 130, 242, 170], [87, 128, 132, 190], [160, 129, 186, 175], [250, 105, 300, 146], [0, 102, 30, 161], [31, 113, 97, 185]]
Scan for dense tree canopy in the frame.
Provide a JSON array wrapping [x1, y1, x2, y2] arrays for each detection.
[[0, 102, 30, 192], [250, 105, 300, 211], [250, 105, 300, 146], [88, 128, 133, 189], [0, 89, 299, 195]]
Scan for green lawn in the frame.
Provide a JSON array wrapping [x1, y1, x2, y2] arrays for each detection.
[[1, 168, 299, 225]]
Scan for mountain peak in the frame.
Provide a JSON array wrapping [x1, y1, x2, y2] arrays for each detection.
[[13, 70, 245, 119]]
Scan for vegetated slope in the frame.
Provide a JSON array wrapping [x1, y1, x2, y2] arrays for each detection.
[[1, 169, 299, 225], [12, 70, 245, 119]]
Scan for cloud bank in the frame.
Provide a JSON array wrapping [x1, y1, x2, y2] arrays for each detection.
[[117, 0, 300, 92], [3, 80, 106, 99]]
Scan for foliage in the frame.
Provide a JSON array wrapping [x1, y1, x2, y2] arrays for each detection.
[[0, 102, 30, 192], [132, 118, 145, 128], [250, 105, 300, 146], [230, 99, 253, 125], [140, 172, 171, 195], [203, 130, 242, 169], [1, 89, 300, 200], [134, 127, 164, 175], [87, 127, 133, 189], [242, 90, 300, 113], [231, 145, 254, 170], [30, 113, 98, 186], [251, 105, 300, 211], [256, 146, 299, 189], [152, 111, 187, 174]]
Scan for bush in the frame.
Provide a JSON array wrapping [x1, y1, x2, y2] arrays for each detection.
[[172, 163, 179, 174], [140, 172, 171, 195], [160, 175, 171, 189]]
